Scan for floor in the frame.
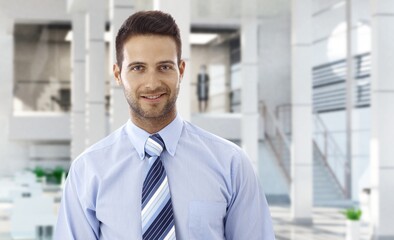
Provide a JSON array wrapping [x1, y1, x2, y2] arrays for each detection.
[[271, 205, 371, 240], [0, 202, 372, 240]]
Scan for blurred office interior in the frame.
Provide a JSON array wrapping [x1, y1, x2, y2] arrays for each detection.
[[0, 0, 393, 239]]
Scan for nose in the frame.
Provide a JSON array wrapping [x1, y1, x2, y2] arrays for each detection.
[[144, 70, 160, 90]]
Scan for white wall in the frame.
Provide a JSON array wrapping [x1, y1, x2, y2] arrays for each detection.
[[0, 0, 70, 23], [191, 113, 241, 140], [9, 114, 70, 141], [258, 0, 291, 110]]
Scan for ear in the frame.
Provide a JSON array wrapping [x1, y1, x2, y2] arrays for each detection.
[[113, 64, 122, 86], [178, 60, 186, 82]]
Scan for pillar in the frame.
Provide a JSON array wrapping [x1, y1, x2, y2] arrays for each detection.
[[241, 0, 259, 173], [154, 0, 191, 121], [109, 0, 134, 131], [370, 0, 394, 238], [85, 0, 106, 146], [290, 0, 313, 223], [70, 13, 86, 160], [259, 1, 291, 109], [0, 13, 14, 175]]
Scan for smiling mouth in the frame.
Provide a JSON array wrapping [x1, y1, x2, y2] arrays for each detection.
[[141, 93, 165, 100]]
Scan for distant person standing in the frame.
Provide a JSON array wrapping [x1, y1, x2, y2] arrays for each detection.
[[197, 65, 209, 112]]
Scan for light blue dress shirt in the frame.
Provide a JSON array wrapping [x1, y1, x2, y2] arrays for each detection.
[[54, 115, 275, 239]]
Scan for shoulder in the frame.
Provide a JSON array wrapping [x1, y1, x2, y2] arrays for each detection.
[[181, 121, 256, 187], [85, 125, 126, 155], [182, 121, 245, 158], [71, 124, 128, 170], [184, 121, 235, 144]]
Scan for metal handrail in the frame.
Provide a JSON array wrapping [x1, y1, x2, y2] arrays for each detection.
[[260, 102, 291, 184], [261, 101, 349, 197], [313, 141, 347, 197], [270, 103, 349, 197], [313, 113, 349, 197], [262, 103, 291, 148], [314, 114, 347, 164]]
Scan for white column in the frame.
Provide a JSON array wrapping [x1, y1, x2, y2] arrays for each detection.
[[240, 1, 259, 173], [154, 0, 191, 121], [85, 0, 106, 146], [109, 0, 134, 131], [290, 0, 313, 223], [0, 13, 14, 175], [370, 1, 394, 239], [70, 13, 87, 160]]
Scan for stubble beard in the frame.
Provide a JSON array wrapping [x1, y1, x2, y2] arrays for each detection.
[[126, 86, 179, 123]]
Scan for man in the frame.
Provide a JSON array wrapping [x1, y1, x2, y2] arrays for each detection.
[[55, 10, 275, 239]]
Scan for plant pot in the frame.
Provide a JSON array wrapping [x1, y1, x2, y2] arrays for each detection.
[[36, 176, 46, 185], [346, 220, 360, 240]]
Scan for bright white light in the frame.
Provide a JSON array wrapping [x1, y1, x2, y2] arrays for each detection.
[[327, 22, 371, 63], [357, 23, 371, 54], [65, 30, 112, 42], [190, 33, 218, 45], [104, 31, 112, 42], [67, 31, 218, 45], [65, 31, 72, 42], [326, 21, 371, 77], [327, 22, 347, 62], [332, 1, 345, 10]]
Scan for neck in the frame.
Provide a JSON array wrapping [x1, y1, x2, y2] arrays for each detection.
[[131, 111, 177, 134]]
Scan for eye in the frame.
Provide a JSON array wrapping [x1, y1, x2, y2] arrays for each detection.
[[130, 65, 144, 71], [159, 64, 172, 71]]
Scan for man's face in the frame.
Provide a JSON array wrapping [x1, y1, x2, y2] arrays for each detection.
[[114, 35, 185, 124]]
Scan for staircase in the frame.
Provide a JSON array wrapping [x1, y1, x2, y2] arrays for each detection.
[[313, 143, 346, 205], [261, 102, 348, 206]]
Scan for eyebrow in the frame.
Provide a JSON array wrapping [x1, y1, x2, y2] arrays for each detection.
[[127, 61, 146, 68], [156, 60, 176, 66], [126, 60, 176, 69]]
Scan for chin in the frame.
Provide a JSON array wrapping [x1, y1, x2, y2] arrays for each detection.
[[139, 108, 168, 119], [129, 98, 177, 121]]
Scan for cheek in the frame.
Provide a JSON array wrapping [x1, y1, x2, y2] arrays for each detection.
[[167, 80, 179, 91], [121, 75, 136, 90]]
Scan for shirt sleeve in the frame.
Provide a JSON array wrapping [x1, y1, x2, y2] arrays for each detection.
[[54, 160, 100, 239], [224, 150, 275, 240]]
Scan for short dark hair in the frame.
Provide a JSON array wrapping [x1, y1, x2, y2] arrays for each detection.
[[115, 10, 182, 69]]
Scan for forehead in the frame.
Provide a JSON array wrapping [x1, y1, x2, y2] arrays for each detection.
[[122, 35, 177, 62]]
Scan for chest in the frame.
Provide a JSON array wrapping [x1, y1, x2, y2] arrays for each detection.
[[94, 155, 232, 239]]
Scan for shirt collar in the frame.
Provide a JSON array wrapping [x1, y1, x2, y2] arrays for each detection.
[[126, 114, 184, 160]]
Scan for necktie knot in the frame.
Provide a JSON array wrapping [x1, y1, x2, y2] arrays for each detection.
[[145, 134, 165, 158]]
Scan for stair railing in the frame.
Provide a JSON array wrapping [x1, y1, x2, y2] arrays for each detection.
[[261, 101, 348, 198], [260, 102, 291, 184], [313, 114, 348, 197]]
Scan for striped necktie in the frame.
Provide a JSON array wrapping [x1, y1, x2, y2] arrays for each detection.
[[141, 134, 176, 240]]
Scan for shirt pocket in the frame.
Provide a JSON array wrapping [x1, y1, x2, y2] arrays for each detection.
[[189, 201, 227, 240]]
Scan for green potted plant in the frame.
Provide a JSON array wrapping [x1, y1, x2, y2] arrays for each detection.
[[342, 208, 362, 240], [52, 166, 65, 185], [32, 166, 46, 183]]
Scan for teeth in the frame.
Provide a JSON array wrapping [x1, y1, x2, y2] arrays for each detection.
[[145, 95, 160, 99]]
